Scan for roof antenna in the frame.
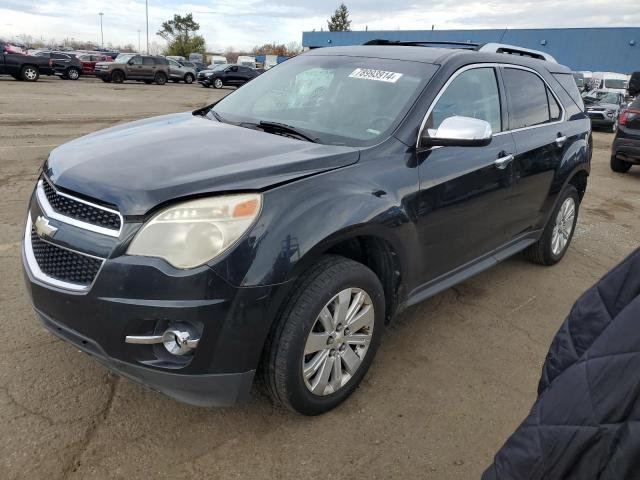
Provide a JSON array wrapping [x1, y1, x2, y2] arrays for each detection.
[[499, 27, 508, 42]]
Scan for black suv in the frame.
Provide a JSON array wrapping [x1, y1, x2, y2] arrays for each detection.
[[22, 42, 590, 415], [33, 51, 83, 80], [611, 97, 640, 172], [198, 63, 260, 88]]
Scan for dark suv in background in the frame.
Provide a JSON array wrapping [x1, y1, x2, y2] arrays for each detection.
[[33, 51, 83, 80], [198, 64, 260, 88], [611, 97, 640, 172], [22, 41, 590, 415], [95, 53, 169, 85]]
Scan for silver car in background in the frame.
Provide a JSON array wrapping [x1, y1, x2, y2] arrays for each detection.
[[167, 58, 196, 84]]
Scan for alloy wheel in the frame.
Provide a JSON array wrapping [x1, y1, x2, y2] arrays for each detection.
[[24, 67, 37, 80], [302, 288, 375, 396], [214, 78, 223, 88], [68, 68, 79, 80], [551, 197, 576, 256]]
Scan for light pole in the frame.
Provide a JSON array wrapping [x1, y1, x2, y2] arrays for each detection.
[[145, 0, 149, 54], [98, 12, 104, 48], [138, 29, 141, 53]]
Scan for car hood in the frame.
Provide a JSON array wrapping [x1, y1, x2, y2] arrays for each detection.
[[585, 102, 618, 110], [45, 113, 359, 216]]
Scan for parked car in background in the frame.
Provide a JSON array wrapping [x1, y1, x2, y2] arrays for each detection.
[[23, 42, 591, 415], [1, 40, 26, 54], [584, 89, 626, 132], [77, 53, 113, 75], [629, 71, 640, 98], [94, 53, 169, 85], [591, 72, 629, 95], [33, 51, 83, 80], [611, 98, 640, 172], [167, 58, 196, 84], [572, 71, 585, 92], [0, 52, 53, 81], [191, 61, 206, 73], [198, 64, 260, 88]]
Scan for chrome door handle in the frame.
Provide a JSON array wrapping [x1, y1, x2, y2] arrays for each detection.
[[494, 154, 514, 169], [555, 135, 567, 147]]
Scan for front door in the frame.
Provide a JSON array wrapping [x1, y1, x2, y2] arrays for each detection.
[[416, 66, 516, 282]]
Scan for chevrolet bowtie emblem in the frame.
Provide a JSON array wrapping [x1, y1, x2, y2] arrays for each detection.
[[34, 215, 58, 238]]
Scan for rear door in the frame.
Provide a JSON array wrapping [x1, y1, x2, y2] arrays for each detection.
[[141, 56, 157, 78], [416, 66, 517, 281], [501, 66, 567, 238]]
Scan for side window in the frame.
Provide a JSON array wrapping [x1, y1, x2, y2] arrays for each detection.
[[168, 59, 178, 67], [502, 68, 550, 129], [130, 56, 143, 65], [547, 89, 561, 121], [143, 57, 155, 66], [428, 67, 502, 134]]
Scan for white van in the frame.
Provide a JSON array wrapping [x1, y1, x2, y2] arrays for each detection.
[[207, 55, 228, 68], [237, 55, 256, 68], [591, 72, 629, 95]]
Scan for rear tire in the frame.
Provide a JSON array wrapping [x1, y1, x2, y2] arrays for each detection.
[[184, 73, 194, 84], [155, 72, 167, 85], [523, 185, 579, 266], [262, 255, 385, 415], [610, 154, 631, 173], [21, 65, 39, 82], [67, 67, 80, 80]]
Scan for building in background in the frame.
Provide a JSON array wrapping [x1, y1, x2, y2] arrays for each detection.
[[302, 27, 640, 73]]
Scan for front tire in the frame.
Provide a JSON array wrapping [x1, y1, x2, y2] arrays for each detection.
[[610, 154, 631, 173], [184, 73, 194, 84], [155, 72, 167, 85], [523, 185, 579, 266], [111, 70, 125, 83], [213, 78, 223, 89], [262, 255, 385, 415], [21, 65, 39, 82]]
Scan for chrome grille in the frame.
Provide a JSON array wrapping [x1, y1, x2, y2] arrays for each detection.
[[41, 178, 121, 231]]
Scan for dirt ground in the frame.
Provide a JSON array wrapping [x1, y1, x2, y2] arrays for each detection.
[[1, 76, 638, 480]]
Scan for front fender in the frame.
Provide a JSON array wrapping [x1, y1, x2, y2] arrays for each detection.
[[210, 149, 421, 289]]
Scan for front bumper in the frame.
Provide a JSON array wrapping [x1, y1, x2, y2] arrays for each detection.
[[22, 186, 282, 406]]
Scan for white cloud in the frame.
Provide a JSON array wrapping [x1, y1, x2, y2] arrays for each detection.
[[0, 0, 637, 51]]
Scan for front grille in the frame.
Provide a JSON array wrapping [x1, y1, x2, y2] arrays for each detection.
[[30, 228, 102, 286], [42, 179, 121, 231]]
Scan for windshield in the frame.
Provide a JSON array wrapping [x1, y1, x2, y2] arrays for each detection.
[[585, 91, 620, 104], [604, 79, 627, 89], [113, 53, 135, 64], [210, 54, 437, 146]]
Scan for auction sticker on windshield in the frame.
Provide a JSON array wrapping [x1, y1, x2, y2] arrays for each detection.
[[348, 68, 403, 83]]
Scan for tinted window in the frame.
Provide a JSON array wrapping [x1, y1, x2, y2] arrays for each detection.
[[553, 73, 584, 112], [52, 53, 70, 59], [428, 67, 502, 133], [130, 56, 143, 65], [168, 59, 179, 67], [143, 57, 155, 66], [503, 68, 550, 129]]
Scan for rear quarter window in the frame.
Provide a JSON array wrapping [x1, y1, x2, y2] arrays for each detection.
[[553, 73, 585, 114]]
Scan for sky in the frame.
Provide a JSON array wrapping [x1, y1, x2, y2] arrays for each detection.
[[0, 0, 638, 51]]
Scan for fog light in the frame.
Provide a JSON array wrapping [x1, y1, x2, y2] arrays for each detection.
[[162, 329, 199, 355], [125, 326, 200, 355]]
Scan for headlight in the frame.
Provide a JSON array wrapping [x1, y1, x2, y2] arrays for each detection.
[[127, 194, 261, 269]]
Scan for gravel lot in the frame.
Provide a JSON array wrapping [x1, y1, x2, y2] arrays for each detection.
[[1, 76, 638, 480]]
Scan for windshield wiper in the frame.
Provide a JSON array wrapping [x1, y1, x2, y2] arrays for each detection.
[[209, 109, 224, 122], [257, 121, 319, 143]]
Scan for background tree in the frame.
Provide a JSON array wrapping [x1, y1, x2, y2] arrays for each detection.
[[157, 13, 205, 57], [327, 3, 351, 32]]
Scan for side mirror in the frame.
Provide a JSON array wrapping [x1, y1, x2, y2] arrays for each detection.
[[420, 116, 493, 148]]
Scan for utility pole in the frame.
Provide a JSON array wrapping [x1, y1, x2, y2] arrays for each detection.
[[138, 30, 141, 53], [145, 0, 149, 54], [99, 12, 104, 47]]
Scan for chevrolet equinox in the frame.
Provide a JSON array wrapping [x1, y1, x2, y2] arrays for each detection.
[[23, 41, 591, 415]]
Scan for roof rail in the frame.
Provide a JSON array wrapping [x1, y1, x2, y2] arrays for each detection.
[[363, 39, 480, 49], [478, 43, 557, 63]]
